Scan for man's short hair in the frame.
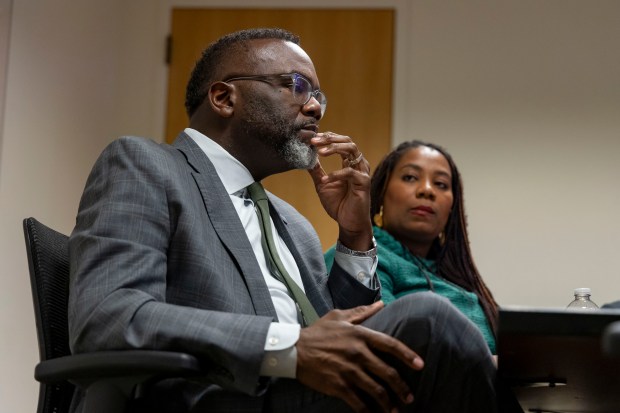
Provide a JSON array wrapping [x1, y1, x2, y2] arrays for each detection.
[[185, 27, 300, 118]]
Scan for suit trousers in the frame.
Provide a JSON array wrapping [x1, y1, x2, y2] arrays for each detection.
[[191, 292, 499, 413]]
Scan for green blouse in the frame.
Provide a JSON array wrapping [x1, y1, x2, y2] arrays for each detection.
[[324, 226, 496, 354]]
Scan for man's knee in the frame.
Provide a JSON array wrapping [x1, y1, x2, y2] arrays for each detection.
[[387, 292, 467, 333], [388, 292, 453, 317], [377, 293, 488, 355], [363, 293, 450, 350]]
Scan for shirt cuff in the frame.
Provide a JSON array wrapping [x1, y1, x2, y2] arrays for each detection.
[[260, 322, 300, 378], [333, 249, 378, 289]]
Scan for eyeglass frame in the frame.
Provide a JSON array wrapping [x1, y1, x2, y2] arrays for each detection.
[[222, 72, 327, 115]]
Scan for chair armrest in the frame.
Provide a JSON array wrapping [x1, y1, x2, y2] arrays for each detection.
[[35, 350, 202, 413], [35, 350, 202, 386]]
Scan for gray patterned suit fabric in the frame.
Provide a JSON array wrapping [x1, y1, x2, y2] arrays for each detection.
[[68, 134, 379, 412]]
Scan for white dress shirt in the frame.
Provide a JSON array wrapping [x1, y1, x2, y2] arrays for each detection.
[[185, 128, 377, 377]]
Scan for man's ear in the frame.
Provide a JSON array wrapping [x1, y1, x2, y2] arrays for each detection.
[[208, 81, 235, 117]]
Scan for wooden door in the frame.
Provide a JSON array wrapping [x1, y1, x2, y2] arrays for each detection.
[[166, 8, 393, 250]]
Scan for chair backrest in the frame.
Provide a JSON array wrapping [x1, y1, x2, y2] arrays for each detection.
[[24, 217, 75, 413]]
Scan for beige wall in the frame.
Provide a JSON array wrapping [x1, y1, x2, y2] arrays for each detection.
[[404, 1, 620, 309], [0, 0, 11, 167], [0, 1, 165, 411], [1, 1, 618, 411]]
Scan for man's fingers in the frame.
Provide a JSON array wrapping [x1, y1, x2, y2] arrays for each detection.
[[362, 348, 415, 407], [348, 301, 385, 323], [312, 132, 365, 167], [353, 330, 421, 408], [324, 301, 384, 324], [297, 317, 422, 413], [365, 327, 425, 371], [307, 161, 327, 185], [351, 370, 395, 413], [334, 330, 416, 411]]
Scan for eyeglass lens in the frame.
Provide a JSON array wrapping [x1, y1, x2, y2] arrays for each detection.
[[292, 74, 327, 114]]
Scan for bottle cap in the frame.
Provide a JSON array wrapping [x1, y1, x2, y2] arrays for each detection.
[[574, 287, 591, 295]]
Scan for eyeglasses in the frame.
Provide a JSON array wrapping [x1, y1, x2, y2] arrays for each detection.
[[223, 72, 327, 115]]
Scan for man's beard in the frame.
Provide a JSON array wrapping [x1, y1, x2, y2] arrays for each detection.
[[279, 132, 318, 170], [241, 95, 318, 170]]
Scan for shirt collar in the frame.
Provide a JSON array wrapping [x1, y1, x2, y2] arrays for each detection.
[[184, 128, 255, 196]]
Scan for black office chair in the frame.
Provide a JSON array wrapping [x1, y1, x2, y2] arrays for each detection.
[[24, 217, 202, 413], [601, 301, 620, 358], [603, 321, 620, 357]]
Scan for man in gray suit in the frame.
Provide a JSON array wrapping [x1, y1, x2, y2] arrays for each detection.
[[68, 28, 498, 412]]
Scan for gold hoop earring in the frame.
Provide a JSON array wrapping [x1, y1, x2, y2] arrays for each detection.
[[438, 231, 446, 246], [373, 206, 384, 228]]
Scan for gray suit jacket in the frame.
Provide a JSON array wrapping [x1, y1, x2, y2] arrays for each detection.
[[68, 133, 378, 411]]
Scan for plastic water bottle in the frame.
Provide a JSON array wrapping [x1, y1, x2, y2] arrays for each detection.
[[567, 287, 599, 310]]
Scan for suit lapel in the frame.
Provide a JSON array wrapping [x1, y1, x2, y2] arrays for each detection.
[[172, 133, 278, 320]]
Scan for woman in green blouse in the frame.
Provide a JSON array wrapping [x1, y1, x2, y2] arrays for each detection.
[[325, 140, 499, 353]]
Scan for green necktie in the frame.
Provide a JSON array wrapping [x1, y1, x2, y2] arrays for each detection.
[[247, 182, 319, 326]]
